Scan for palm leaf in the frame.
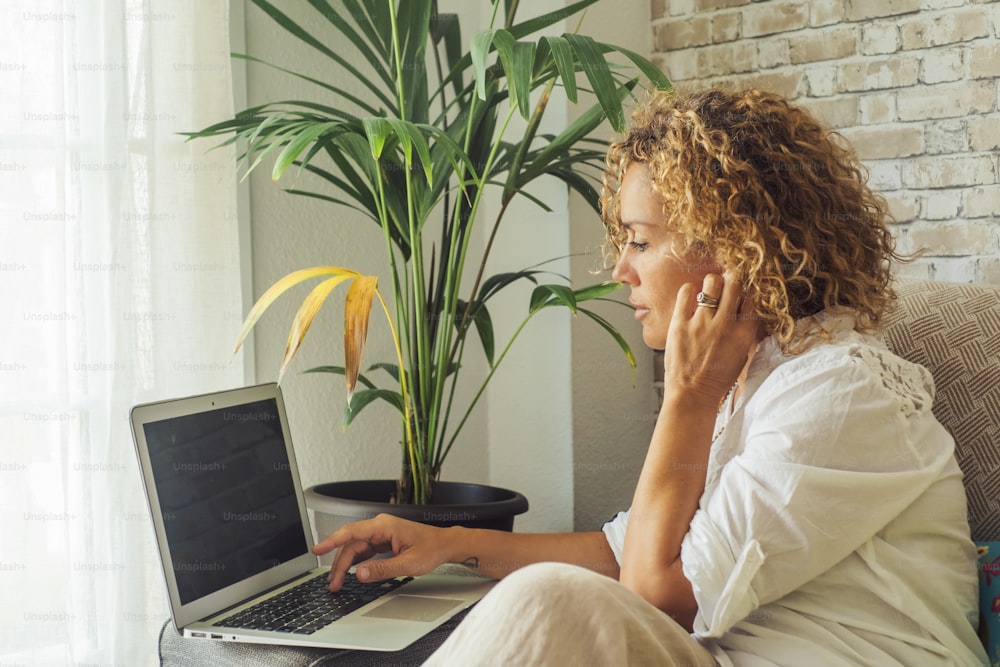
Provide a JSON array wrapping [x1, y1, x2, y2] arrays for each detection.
[[345, 388, 405, 425], [281, 274, 357, 378], [343, 276, 379, 398], [234, 266, 360, 354], [564, 33, 625, 131], [530, 284, 578, 313], [457, 299, 495, 365], [471, 29, 497, 101], [272, 121, 346, 181], [303, 365, 376, 390], [543, 35, 577, 103]]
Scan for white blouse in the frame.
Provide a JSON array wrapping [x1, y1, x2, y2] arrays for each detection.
[[603, 310, 987, 666]]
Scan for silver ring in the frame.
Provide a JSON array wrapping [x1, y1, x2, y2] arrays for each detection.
[[696, 291, 720, 308]]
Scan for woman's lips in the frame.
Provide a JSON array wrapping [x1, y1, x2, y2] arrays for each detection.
[[633, 305, 650, 320]]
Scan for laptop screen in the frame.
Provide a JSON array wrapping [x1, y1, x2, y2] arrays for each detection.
[[143, 397, 309, 605]]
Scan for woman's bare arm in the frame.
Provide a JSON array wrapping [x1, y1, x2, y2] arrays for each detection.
[[314, 515, 618, 591], [446, 527, 619, 580], [620, 274, 761, 630]]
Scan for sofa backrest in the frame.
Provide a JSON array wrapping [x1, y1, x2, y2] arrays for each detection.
[[882, 279, 1000, 542]]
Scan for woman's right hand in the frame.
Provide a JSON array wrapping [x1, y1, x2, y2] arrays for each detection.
[[312, 513, 453, 591]]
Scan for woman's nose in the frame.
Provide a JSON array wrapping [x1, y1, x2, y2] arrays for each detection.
[[611, 251, 632, 286]]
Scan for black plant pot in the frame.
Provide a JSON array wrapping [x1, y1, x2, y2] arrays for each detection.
[[305, 480, 529, 561]]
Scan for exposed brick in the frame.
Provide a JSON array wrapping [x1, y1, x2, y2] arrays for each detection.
[[899, 9, 990, 50], [697, 42, 758, 77], [969, 116, 1000, 152], [970, 43, 1000, 79], [805, 64, 839, 97], [892, 258, 934, 281], [990, 3, 1000, 42], [902, 155, 996, 189], [669, 0, 697, 15], [928, 258, 978, 282], [896, 81, 995, 121], [695, 0, 753, 11], [712, 12, 741, 43], [838, 57, 920, 92], [924, 119, 969, 155], [742, 2, 809, 38], [790, 27, 857, 65], [845, 0, 920, 21], [859, 93, 898, 124], [860, 23, 900, 55], [909, 221, 996, 256], [883, 191, 921, 222], [922, 190, 962, 220], [660, 52, 699, 82], [866, 161, 903, 191], [656, 17, 712, 50], [841, 125, 924, 160], [920, 49, 964, 84], [733, 69, 806, 99], [651, 53, 670, 75], [810, 0, 845, 27], [757, 38, 790, 69], [980, 257, 1000, 285], [801, 96, 859, 128], [965, 185, 1000, 218], [651, 0, 668, 19]]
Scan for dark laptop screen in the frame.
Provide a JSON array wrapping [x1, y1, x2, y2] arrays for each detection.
[[143, 398, 308, 604]]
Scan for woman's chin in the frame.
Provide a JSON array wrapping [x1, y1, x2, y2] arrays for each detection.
[[642, 330, 667, 350]]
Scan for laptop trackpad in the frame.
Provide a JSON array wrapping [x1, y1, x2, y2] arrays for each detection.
[[363, 595, 464, 622]]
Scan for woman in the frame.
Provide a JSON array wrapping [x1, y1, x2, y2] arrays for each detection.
[[313, 88, 986, 665]]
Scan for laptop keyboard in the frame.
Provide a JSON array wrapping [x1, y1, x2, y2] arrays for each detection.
[[214, 572, 413, 635]]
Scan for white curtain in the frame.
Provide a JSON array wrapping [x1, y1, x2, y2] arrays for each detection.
[[0, 1, 246, 664]]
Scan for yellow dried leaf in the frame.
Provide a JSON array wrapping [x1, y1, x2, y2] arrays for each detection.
[[343, 276, 378, 398], [235, 266, 361, 353], [279, 274, 356, 379]]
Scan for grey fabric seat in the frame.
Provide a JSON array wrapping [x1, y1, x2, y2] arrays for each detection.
[[882, 279, 1000, 542]]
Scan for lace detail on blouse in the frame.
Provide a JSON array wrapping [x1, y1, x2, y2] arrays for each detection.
[[848, 343, 934, 417]]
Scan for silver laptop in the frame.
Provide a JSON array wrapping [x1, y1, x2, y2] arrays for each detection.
[[130, 382, 494, 651]]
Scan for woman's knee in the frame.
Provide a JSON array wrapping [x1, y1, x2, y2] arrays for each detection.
[[485, 562, 621, 615]]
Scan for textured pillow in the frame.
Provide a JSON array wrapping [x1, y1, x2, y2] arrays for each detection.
[[882, 279, 1000, 542]]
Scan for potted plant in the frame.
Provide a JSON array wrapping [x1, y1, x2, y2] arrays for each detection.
[[188, 0, 669, 525]]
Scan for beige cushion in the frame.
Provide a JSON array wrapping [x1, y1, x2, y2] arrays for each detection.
[[882, 279, 1000, 541]]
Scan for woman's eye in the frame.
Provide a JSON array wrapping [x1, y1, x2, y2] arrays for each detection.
[[628, 241, 649, 252]]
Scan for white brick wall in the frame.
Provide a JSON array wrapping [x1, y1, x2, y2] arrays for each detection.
[[650, 0, 1000, 284]]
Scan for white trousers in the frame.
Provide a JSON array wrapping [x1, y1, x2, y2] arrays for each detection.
[[423, 562, 719, 667]]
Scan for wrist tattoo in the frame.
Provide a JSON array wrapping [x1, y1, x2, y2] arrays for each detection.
[[460, 556, 480, 570]]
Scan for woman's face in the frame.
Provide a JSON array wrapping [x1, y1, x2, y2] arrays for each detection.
[[611, 163, 722, 349]]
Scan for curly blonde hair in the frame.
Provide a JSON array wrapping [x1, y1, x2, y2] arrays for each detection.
[[601, 87, 904, 352]]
